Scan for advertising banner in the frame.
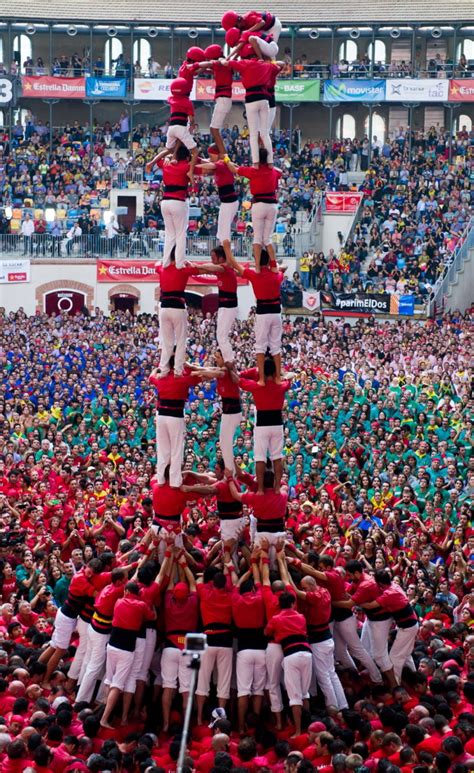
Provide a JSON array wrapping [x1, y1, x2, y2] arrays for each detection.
[[322, 291, 415, 315], [385, 79, 449, 102], [275, 79, 321, 102], [21, 76, 86, 99], [448, 79, 474, 102], [97, 260, 249, 285], [325, 193, 363, 213], [195, 78, 245, 101], [0, 259, 30, 284], [134, 78, 196, 101], [85, 77, 127, 99], [324, 79, 385, 103]]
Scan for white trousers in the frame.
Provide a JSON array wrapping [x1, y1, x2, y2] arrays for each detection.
[[284, 651, 312, 707], [217, 306, 238, 363], [161, 199, 189, 268], [210, 97, 233, 130], [137, 629, 157, 682], [196, 645, 233, 699], [255, 313, 282, 356], [254, 424, 283, 462], [166, 124, 197, 151], [124, 636, 146, 693], [246, 100, 272, 164], [219, 410, 242, 470], [268, 106, 277, 135], [51, 609, 77, 650], [236, 649, 266, 697], [311, 639, 348, 710], [217, 199, 239, 243], [265, 642, 284, 712], [156, 413, 185, 488], [252, 202, 278, 247], [362, 618, 393, 673], [333, 616, 382, 683], [220, 515, 246, 541], [161, 647, 193, 692], [159, 306, 187, 376], [104, 645, 134, 691], [68, 617, 89, 680], [252, 36, 279, 58], [390, 624, 419, 683], [76, 628, 109, 703]]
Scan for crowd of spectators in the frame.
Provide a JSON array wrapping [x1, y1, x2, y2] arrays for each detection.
[[0, 305, 472, 772]]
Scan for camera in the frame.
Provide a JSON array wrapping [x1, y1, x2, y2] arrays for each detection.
[[184, 633, 208, 655]]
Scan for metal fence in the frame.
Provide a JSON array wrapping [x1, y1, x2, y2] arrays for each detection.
[[428, 219, 474, 316], [0, 231, 300, 260]]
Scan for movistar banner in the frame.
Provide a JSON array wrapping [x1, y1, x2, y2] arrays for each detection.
[[275, 79, 320, 102], [324, 79, 385, 103]]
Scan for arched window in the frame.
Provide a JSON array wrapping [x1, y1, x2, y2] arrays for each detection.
[[367, 40, 386, 64], [456, 114, 472, 132], [456, 39, 474, 60], [104, 38, 123, 75], [364, 112, 386, 142], [13, 35, 32, 71], [336, 113, 356, 140], [338, 40, 358, 64], [133, 38, 151, 75]]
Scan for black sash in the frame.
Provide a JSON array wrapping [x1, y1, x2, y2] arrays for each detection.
[[222, 396, 241, 414], [256, 296, 281, 314], [256, 409, 283, 426], [218, 183, 238, 203], [219, 289, 238, 309], [158, 398, 186, 417]]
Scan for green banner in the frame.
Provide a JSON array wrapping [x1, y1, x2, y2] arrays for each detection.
[[275, 78, 321, 103]]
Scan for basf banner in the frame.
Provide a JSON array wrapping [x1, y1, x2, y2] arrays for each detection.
[[22, 76, 86, 99], [275, 79, 321, 102], [385, 79, 449, 102], [449, 79, 474, 102], [85, 77, 127, 98], [324, 79, 385, 102]]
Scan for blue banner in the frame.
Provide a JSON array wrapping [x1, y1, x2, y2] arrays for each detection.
[[398, 295, 415, 316], [323, 79, 386, 103], [85, 77, 127, 99]]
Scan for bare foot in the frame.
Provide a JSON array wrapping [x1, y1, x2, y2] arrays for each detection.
[[100, 720, 115, 729], [256, 490, 264, 496], [257, 380, 265, 386]]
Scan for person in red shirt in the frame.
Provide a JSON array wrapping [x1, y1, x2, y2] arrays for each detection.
[[177, 45, 205, 94], [333, 559, 396, 688], [100, 581, 156, 728], [227, 244, 285, 381], [165, 77, 198, 157], [277, 553, 348, 711], [229, 466, 287, 544], [264, 587, 312, 738], [229, 549, 266, 733], [196, 50, 234, 156], [362, 570, 419, 685], [146, 144, 195, 271], [228, 149, 282, 271], [240, 11, 282, 59], [38, 558, 104, 687], [293, 554, 382, 684], [149, 363, 202, 488], [161, 551, 199, 732], [75, 567, 128, 704], [222, 57, 278, 166], [237, 361, 293, 490], [195, 543, 234, 725]]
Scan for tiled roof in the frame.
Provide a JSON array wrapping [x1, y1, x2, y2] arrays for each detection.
[[4, 0, 474, 24]]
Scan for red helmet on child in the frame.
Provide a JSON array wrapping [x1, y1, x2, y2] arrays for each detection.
[[205, 44, 223, 60], [170, 77, 189, 95], [221, 10, 239, 30], [186, 46, 205, 62], [225, 27, 241, 47]]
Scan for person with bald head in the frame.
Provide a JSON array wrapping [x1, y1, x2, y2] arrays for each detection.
[[195, 733, 231, 772]]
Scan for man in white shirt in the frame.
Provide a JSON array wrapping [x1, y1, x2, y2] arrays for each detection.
[[105, 215, 120, 257], [66, 223, 82, 255], [21, 213, 34, 255]]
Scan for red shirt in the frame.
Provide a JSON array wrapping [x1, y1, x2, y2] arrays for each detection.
[[229, 59, 278, 98], [158, 159, 191, 202], [197, 581, 232, 626], [242, 266, 283, 304], [151, 480, 190, 518], [264, 608, 311, 654], [216, 263, 237, 293], [232, 585, 265, 628], [164, 590, 199, 648], [178, 61, 199, 93], [167, 93, 194, 121], [94, 582, 125, 618], [238, 376, 289, 411], [241, 488, 287, 524], [150, 369, 200, 415], [238, 165, 282, 200], [212, 62, 233, 97], [217, 371, 240, 401], [304, 588, 332, 629], [111, 594, 155, 631]]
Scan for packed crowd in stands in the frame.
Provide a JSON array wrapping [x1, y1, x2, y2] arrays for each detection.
[[0, 305, 472, 772]]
